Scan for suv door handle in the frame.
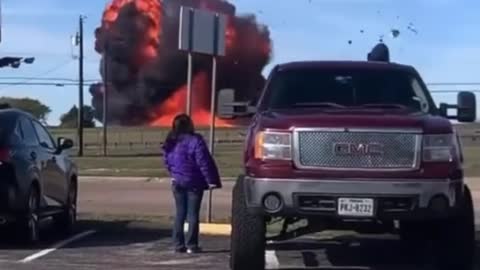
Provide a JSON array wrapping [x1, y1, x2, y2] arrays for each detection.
[[30, 152, 37, 161]]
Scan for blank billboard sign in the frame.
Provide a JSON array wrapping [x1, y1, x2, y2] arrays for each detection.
[[178, 6, 226, 56]]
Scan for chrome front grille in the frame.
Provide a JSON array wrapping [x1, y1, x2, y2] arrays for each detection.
[[294, 129, 421, 170]]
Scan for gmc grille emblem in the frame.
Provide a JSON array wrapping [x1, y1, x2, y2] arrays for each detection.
[[333, 142, 385, 156]]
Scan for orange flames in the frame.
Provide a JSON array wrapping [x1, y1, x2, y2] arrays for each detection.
[[102, 0, 235, 127], [103, 0, 161, 66], [148, 18, 236, 127], [150, 72, 233, 127]]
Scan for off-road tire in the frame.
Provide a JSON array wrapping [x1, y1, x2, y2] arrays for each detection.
[[54, 181, 77, 235], [399, 220, 432, 264], [433, 185, 475, 270], [17, 186, 41, 245], [230, 176, 266, 270], [399, 221, 430, 243]]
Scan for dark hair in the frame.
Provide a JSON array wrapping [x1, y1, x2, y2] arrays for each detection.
[[163, 114, 195, 150]]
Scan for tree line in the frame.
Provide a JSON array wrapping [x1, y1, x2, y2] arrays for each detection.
[[0, 96, 96, 128]]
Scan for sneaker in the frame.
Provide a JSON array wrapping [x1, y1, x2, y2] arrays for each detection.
[[187, 247, 202, 254], [174, 247, 187, 253]]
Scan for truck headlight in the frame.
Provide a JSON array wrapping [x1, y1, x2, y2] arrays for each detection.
[[423, 134, 456, 162], [254, 131, 292, 160]]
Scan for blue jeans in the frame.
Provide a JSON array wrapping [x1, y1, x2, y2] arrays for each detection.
[[172, 184, 204, 250]]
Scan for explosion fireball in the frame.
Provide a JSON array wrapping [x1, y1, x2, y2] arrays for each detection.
[[91, 0, 272, 127]]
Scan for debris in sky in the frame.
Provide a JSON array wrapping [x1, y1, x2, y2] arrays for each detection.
[[407, 25, 418, 34], [390, 29, 400, 38], [360, 29, 364, 33], [348, 40, 352, 45]]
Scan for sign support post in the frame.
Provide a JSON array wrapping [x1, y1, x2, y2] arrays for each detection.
[[186, 52, 193, 115], [206, 13, 221, 223], [183, 7, 195, 116], [179, 7, 226, 223]]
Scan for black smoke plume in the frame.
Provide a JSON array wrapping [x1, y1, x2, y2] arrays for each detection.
[[91, 0, 272, 125]]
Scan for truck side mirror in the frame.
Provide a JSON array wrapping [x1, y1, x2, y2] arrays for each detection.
[[439, 91, 476, 122], [439, 103, 448, 117], [217, 88, 256, 119], [457, 91, 476, 122]]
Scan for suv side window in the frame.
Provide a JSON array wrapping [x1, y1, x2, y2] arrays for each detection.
[[9, 120, 24, 146], [32, 121, 56, 150], [20, 117, 39, 146]]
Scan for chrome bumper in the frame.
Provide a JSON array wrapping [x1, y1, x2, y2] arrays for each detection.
[[244, 176, 463, 218]]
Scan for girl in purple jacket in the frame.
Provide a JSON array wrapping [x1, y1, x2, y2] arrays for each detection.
[[162, 114, 222, 254]]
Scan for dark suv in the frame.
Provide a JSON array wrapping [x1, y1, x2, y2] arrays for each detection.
[[221, 60, 477, 270], [0, 108, 78, 243]]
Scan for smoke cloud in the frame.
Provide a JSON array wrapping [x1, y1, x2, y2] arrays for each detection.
[[91, 0, 272, 126]]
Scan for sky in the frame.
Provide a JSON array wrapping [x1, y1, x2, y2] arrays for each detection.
[[0, 0, 479, 125]]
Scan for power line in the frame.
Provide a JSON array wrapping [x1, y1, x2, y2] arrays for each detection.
[[0, 59, 74, 91], [0, 82, 80, 86], [431, 90, 480, 93], [0, 51, 70, 57], [0, 77, 99, 82], [427, 83, 480, 86]]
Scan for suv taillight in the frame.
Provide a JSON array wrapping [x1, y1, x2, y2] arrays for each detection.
[[422, 134, 457, 162], [254, 131, 292, 160]]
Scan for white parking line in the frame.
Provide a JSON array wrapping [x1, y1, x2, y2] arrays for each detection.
[[19, 230, 96, 263], [148, 256, 212, 265], [265, 250, 280, 269]]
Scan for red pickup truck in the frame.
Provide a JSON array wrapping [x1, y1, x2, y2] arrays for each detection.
[[219, 57, 477, 270]]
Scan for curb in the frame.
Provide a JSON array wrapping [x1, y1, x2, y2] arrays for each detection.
[[79, 176, 237, 182], [79, 176, 167, 182], [184, 223, 231, 236]]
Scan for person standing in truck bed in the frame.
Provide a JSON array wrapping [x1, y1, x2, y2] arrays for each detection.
[[162, 114, 222, 254]]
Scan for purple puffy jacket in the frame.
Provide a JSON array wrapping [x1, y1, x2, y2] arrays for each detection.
[[162, 133, 222, 190]]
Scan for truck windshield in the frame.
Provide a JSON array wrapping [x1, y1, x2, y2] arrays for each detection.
[[263, 68, 435, 113]]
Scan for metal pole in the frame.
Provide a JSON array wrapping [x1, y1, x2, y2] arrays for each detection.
[[102, 45, 108, 157], [205, 13, 221, 223], [186, 52, 193, 115], [0, 0, 3, 44], [206, 56, 217, 223], [77, 15, 84, 157]]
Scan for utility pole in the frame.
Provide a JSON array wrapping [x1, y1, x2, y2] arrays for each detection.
[[77, 15, 85, 157], [0, 0, 3, 44], [102, 42, 108, 157]]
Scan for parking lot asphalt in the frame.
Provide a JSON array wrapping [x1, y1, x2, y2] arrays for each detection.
[[0, 177, 479, 270], [0, 218, 478, 270]]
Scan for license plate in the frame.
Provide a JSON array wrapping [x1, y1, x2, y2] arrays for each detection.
[[337, 198, 374, 217]]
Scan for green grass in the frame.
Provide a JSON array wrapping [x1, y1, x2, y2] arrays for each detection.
[[462, 146, 480, 177], [75, 150, 244, 177]]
